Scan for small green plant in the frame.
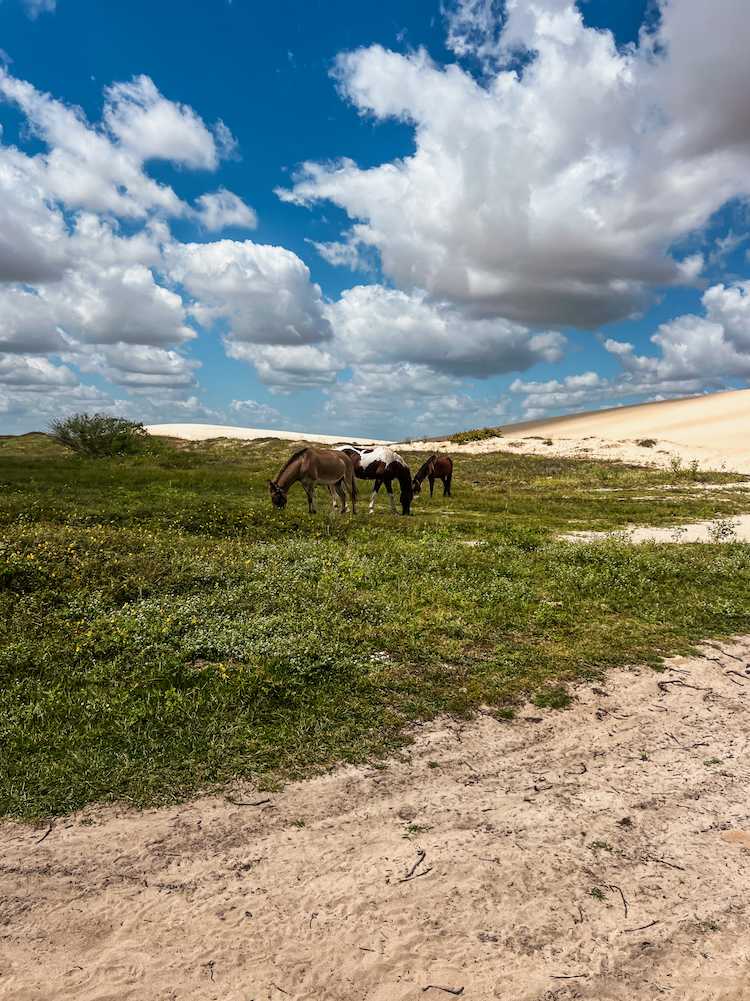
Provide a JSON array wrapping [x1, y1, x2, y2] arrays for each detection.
[[636, 438, 657, 448], [640, 751, 650, 761], [533, 686, 571, 710], [427, 761, 440, 769], [688, 458, 700, 480], [703, 757, 722, 766], [669, 454, 683, 475], [588, 840, 613, 852], [403, 823, 432, 839], [49, 413, 148, 458], [590, 887, 606, 901], [291, 818, 306, 828], [449, 426, 502, 444]]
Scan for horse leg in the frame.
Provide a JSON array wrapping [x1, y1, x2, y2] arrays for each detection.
[[429, 474, 435, 497], [348, 471, 357, 515], [386, 479, 397, 514], [444, 472, 452, 497], [328, 484, 339, 511], [304, 482, 316, 514], [335, 480, 347, 514], [369, 479, 381, 514]]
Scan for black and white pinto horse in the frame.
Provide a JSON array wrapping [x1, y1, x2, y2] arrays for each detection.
[[337, 446, 413, 515]]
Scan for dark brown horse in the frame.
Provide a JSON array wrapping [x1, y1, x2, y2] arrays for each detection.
[[338, 446, 413, 515], [269, 447, 357, 514], [412, 453, 453, 498]]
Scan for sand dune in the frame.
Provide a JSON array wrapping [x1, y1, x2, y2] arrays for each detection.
[[148, 389, 749, 475], [500, 387, 750, 445], [146, 423, 390, 446], [410, 388, 750, 475], [3, 640, 750, 1000]]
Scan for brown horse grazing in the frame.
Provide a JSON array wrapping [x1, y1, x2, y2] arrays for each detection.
[[338, 446, 413, 515], [269, 447, 357, 514], [412, 453, 453, 498]]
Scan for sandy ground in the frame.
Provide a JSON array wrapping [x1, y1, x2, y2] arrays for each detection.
[[413, 432, 750, 476], [407, 388, 750, 475], [145, 424, 390, 446], [562, 513, 750, 544], [3, 639, 750, 1001]]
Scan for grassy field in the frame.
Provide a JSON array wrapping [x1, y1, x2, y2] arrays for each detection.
[[2, 432, 750, 819]]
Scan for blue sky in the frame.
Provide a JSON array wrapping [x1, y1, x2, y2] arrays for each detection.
[[1, 0, 749, 436]]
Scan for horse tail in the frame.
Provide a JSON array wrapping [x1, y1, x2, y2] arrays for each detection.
[[350, 471, 358, 502], [397, 464, 413, 515]]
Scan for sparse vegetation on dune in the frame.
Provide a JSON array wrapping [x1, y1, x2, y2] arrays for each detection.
[[448, 425, 503, 444], [1, 433, 750, 818]]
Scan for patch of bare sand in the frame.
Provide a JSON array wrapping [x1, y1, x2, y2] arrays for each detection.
[[561, 513, 750, 544], [3, 641, 750, 1000]]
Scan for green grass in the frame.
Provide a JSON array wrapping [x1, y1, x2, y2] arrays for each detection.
[[1, 433, 750, 818]]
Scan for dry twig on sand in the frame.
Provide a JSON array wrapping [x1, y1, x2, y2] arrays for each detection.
[[657, 679, 709, 694], [35, 822, 54, 845], [624, 920, 659, 932], [400, 849, 432, 882], [225, 796, 272, 807]]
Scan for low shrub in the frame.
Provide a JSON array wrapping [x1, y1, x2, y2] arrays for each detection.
[[49, 413, 148, 458]]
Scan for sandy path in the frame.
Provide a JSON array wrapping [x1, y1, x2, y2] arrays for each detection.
[[3, 641, 750, 1000]]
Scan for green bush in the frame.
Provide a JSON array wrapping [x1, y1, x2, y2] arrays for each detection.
[[48, 413, 148, 458], [449, 426, 503, 444]]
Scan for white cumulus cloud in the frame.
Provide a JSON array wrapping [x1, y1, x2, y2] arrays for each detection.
[[195, 188, 258, 231], [327, 284, 565, 377], [280, 0, 750, 329], [513, 279, 750, 418], [229, 398, 286, 425], [166, 239, 333, 348], [103, 75, 224, 170]]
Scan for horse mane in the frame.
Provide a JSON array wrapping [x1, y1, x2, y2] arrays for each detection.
[[414, 454, 437, 482], [274, 446, 309, 479]]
